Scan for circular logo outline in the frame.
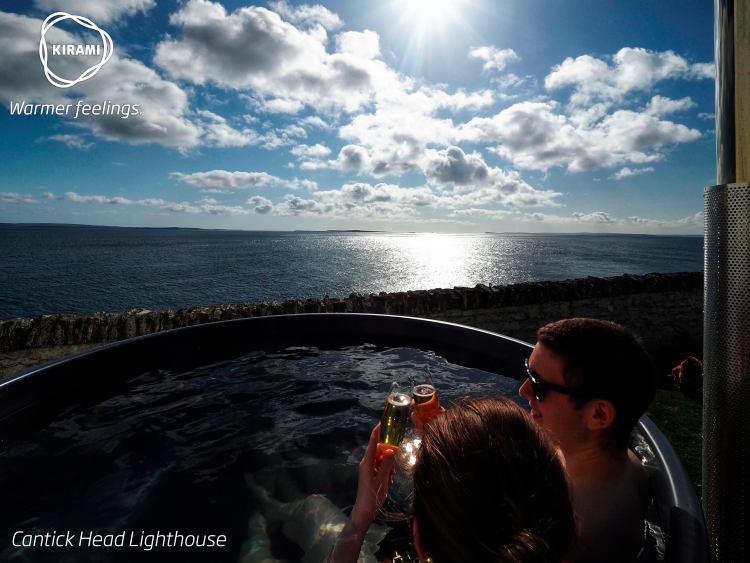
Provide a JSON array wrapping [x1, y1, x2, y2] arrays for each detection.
[[39, 12, 113, 89]]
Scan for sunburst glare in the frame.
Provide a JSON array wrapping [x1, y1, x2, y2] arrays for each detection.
[[385, 0, 479, 77]]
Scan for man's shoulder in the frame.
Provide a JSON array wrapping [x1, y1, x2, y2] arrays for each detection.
[[571, 451, 650, 563]]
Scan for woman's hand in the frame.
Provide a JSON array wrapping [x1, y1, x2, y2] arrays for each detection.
[[350, 423, 395, 530], [328, 424, 395, 563]]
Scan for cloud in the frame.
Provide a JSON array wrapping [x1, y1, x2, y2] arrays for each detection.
[[33, 0, 155, 23], [0, 192, 38, 204], [269, 0, 343, 30], [278, 124, 307, 138], [62, 192, 166, 205], [423, 146, 563, 207], [154, 0, 399, 114], [47, 134, 94, 151], [62, 191, 252, 215], [335, 30, 381, 59], [315, 182, 438, 207], [460, 101, 700, 172], [628, 212, 703, 228], [42, 192, 55, 199], [423, 146, 490, 186], [284, 177, 318, 190], [198, 111, 261, 147], [271, 192, 419, 219], [644, 95, 696, 117], [448, 208, 513, 219], [334, 144, 372, 171], [299, 116, 333, 130], [545, 48, 713, 106], [291, 143, 332, 159], [469, 46, 519, 72], [698, 112, 715, 120], [162, 202, 251, 215], [610, 167, 655, 180], [0, 12, 201, 148], [247, 195, 274, 214], [523, 211, 622, 224], [171, 170, 282, 189]]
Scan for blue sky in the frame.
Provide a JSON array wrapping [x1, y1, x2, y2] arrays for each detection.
[[0, 0, 715, 233]]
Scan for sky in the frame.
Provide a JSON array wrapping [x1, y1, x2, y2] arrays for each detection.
[[0, 0, 715, 233]]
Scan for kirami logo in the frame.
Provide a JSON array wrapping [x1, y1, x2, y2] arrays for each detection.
[[39, 12, 113, 89]]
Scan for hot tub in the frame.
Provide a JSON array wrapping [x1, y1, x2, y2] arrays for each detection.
[[0, 314, 708, 562]]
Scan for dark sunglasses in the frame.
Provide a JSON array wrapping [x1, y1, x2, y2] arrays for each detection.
[[524, 358, 595, 401]]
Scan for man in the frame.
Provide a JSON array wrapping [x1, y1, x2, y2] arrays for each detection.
[[519, 318, 657, 563]]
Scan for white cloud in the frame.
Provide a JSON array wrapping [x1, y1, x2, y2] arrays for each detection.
[[62, 191, 250, 215], [698, 112, 715, 120], [460, 102, 700, 172], [335, 30, 381, 59], [469, 46, 519, 72], [171, 170, 282, 189], [299, 116, 333, 130], [248, 195, 274, 214], [291, 143, 332, 159], [644, 95, 696, 117], [448, 208, 513, 219], [0, 192, 38, 204], [47, 134, 94, 151], [162, 202, 250, 215], [42, 192, 55, 199], [545, 48, 713, 106], [198, 111, 262, 147], [315, 182, 438, 207], [34, 0, 155, 23], [278, 124, 307, 138], [284, 177, 318, 191], [269, 0, 344, 30], [334, 144, 372, 172], [523, 211, 622, 224], [628, 212, 703, 228], [154, 0, 400, 114], [62, 192, 166, 205], [610, 167, 655, 180]]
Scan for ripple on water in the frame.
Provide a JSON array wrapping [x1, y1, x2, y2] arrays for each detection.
[[0, 344, 524, 563]]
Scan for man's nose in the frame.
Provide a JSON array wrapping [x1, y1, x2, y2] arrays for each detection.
[[519, 378, 533, 400]]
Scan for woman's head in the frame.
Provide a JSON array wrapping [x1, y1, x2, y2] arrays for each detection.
[[412, 398, 576, 563]]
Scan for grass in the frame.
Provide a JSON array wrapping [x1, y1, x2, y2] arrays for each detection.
[[645, 386, 703, 498]]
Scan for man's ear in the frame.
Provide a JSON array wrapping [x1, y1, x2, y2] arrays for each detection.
[[413, 517, 430, 562], [585, 399, 616, 431]]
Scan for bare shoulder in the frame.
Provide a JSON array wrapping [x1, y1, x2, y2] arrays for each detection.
[[570, 452, 649, 563]]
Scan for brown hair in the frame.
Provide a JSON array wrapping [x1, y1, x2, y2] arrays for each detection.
[[413, 398, 576, 563], [536, 318, 657, 448]]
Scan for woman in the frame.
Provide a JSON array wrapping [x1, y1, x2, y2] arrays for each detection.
[[329, 398, 576, 563]]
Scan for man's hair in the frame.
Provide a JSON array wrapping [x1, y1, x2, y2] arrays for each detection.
[[536, 318, 657, 448], [413, 398, 576, 563]]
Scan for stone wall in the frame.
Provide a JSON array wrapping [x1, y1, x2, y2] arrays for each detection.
[[0, 272, 703, 354]]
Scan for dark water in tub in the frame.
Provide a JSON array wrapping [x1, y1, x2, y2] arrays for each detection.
[[0, 344, 525, 563]]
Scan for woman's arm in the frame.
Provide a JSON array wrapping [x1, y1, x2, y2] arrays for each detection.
[[327, 424, 395, 563]]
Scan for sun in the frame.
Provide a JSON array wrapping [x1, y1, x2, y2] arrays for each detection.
[[385, 0, 478, 76]]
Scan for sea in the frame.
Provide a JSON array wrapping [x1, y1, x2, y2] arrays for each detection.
[[0, 225, 704, 321]]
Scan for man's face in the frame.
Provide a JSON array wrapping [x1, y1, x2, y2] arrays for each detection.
[[519, 342, 588, 450]]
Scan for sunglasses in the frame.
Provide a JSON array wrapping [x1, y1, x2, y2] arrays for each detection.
[[524, 358, 595, 401]]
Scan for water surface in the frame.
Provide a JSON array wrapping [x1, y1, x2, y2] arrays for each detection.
[[0, 227, 703, 320]]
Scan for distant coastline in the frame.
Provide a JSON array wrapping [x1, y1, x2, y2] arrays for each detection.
[[0, 223, 703, 236]]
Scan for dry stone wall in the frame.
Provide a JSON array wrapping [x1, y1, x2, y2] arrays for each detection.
[[0, 271, 703, 353]]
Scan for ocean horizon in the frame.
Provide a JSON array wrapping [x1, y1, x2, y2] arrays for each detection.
[[0, 224, 704, 321]]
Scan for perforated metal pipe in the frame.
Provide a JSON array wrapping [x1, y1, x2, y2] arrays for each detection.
[[704, 1, 750, 560], [703, 183, 750, 562]]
